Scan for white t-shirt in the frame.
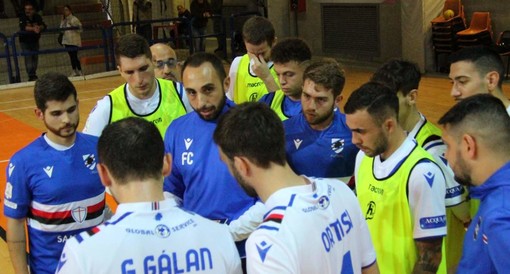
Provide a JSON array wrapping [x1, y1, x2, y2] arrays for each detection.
[[226, 55, 274, 101], [407, 113, 465, 207], [354, 138, 447, 239], [246, 177, 377, 274], [83, 80, 192, 136], [56, 199, 242, 274]]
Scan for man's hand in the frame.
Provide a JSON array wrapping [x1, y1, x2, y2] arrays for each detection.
[[248, 53, 279, 92]]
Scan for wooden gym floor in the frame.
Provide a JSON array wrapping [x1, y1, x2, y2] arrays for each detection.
[[0, 68, 508, 273]]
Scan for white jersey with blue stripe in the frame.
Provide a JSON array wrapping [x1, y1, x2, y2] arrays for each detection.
[[246, 177, 376, 273], [56, 199, 242, 274]]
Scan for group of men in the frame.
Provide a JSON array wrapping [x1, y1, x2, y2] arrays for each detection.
[[3, 14, 510, 274]]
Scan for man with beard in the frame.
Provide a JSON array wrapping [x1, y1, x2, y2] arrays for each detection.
[[449, 46, 510, 114], [345, 82, 447, 274], [372, 60, 470, 271], [3, 73, 106, 274], [84, 34, 192, 138], [283, 59, 358, 180], [163, 52, 262, 270], [56, 117, 242, 274], [150, 43, 180, 82], [227, 16, 279, 103], [259, 37, 311, 121], [439, 94, 510, 273], [213, 102, 379, 273]]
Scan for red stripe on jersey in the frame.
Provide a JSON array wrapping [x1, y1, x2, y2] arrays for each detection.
[[30, 199, 105, 220], [264, 213, 284, 222]]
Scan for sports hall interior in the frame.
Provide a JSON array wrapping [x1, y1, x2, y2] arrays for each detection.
[[0, 0, 509, 272]]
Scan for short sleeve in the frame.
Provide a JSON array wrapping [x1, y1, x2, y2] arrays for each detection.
[[408, 161, 447, 239], [4, 156, 31, 218], [83, 96, 111, 137]]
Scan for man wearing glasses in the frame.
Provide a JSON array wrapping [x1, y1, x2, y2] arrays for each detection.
[[151, 43, 181, 82], [84, 34, 192, 138]]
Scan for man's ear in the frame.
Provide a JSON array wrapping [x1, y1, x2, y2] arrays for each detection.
[[334, 94, 343, 109], [34, 108, 44, 120], [162, 153, 172, 177], [233, 156, 250, 177], [224, 76, 230, 93], [406, 89, 418, 105], [486, 71, 500, 92], [97, 163, 113, 188], [461, 133, 478, 160]]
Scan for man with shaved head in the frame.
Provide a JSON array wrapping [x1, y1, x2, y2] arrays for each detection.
[[150, 43, 180, 82]]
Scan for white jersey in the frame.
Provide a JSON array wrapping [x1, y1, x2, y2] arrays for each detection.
[[226, 55, 274, 101], [246, 177, 377, 274], [408, 113, 465, 207], [83, 80, 192, 136], [354, 138, 447, 239], [56, 199, 242, 274], [507, 105, 510, 116]]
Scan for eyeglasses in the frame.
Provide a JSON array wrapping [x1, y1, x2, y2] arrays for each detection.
[[155, 59, 177, 69]]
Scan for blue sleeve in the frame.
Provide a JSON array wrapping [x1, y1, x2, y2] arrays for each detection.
[[163, 123, 185, 199], [487, 208, 510, 272], [258, 93, 274, 106], [4, 155, 31, 218]]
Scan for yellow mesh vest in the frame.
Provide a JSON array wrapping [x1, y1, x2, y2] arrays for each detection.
[[109, 79, 187, 137], [415, 120, 442, 148], [357, 145, 446, 274], [234, 54, 279, 104], [269, 90, 289, 121]]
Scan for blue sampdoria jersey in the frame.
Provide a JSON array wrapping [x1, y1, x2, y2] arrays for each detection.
[[3, 133, 106, 274], [163, 99, 258, 224], [283, 111, 359, 178]]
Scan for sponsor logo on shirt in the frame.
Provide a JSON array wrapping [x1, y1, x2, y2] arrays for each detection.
[[474, 216, 482, 240], [4, 198, 17, 209], [247, 82, 263, 88], [318, 195, 330, 209], [419, 215, 446, 229], [82, 154, 97, 171], [445, 185, 465, 198], [424, 172, 435, 187], [4, 182, 13, 199], [368, 183, 384, 195], [151, 117, 163, 124], [293, 139, 303, 149], [71, 206, 88, 223], [184, 138, 193, 150], [182, 138, 194, 165], [171, 218, 196, 232], [43, 166, 54, 178], [8, 163, 15, 177], [331, 138, 345, 154], [155, 224, 171, 238], [256, 240, 272, 262], [365, 201, 376, 220]]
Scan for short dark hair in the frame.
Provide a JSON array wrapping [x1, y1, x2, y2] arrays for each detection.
[[214, 102, 286, 168], [371, 59, 421, 96], [115, 34, 151, 64], [438, 94, 510, 151], [181, 52, 226, 82], [344, 81, 399, 125], [449, 46, 505, 88], [270, 38, 311, 64], [98, 117, 164, 184], [303, 59, 345, 98], [242, 16, 276, 46], [34, 72, 77, 112]]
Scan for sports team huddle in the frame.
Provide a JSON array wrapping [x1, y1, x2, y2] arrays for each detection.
[[4, 16, 510, 274]]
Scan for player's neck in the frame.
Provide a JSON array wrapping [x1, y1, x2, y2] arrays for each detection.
[[492, 89, 510, 109], [114, 179, 166, 203], [380, 128, 407, 161], [402, 110, 421, 133], [45, 131, 76, 147], [256, 163, 306, 202]]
